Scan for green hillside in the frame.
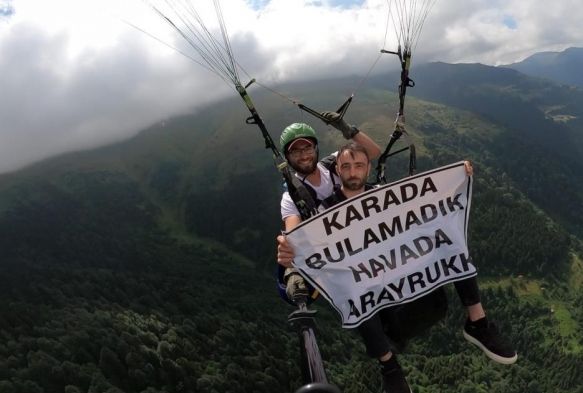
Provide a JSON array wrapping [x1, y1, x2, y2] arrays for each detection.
[[0, 62, 583, 392], [409, 62, 583, 236]]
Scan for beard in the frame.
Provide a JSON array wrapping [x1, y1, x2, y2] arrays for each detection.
[[289, 156, 318, 176], [342, 176, 367, 191]]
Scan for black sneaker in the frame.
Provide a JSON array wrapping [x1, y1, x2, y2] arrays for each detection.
[[380, 356, 412, 393], [463, 318, 518, 365]]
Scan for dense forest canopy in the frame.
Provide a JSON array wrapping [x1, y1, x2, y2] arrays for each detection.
[[1, 60, 583, 392]]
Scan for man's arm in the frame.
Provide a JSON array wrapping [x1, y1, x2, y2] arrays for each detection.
[[277, 215, 300, 268], [353, 130, 381, 161], [278, 217, 306, 300], [277, 233, 295, 268], [284, 215, 301, 232], [320, 111, 381, 160]]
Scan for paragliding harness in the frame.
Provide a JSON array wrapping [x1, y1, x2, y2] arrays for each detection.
[[376, 46, 417, 183], [372, 45, 448, 350], [236, 82, 318, 221], [234, 83, 340, 392], [276, 154, 340, 307]]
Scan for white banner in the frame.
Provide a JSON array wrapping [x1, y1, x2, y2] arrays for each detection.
[[287, 162, 477, 328]]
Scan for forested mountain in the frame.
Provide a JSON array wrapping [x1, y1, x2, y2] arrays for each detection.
[[0, 60, 582, 393], [401, 61, 583, 236], [504, 47, 583, 87]]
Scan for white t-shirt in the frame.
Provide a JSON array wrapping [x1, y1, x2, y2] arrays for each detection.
[[280, 158, 340, 220]]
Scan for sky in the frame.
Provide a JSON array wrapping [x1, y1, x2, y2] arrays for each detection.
[[0, 0, 581, 174]]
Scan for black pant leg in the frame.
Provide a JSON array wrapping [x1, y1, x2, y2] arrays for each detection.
[[454, 276, 481, 307], [355, 314, 392, 358]]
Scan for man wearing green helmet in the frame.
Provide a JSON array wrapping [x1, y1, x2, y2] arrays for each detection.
[[278, 112, 380, 322]]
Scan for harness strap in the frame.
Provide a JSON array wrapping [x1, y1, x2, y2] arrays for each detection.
[[237, 82, 319, 220], [296, 159, 340, 215], [375, 47, 417, 184], [298, 95, 353, 124]]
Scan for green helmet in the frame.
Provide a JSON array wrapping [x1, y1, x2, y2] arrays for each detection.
[[280, 123, 318, 152]]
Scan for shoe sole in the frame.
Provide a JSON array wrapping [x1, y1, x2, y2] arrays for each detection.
[[463, 330, 518, 365]]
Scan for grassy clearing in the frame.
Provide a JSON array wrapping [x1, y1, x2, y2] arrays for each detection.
[[480, 276, 543, 298], [569, 252, 583, 291], [482, 275, 582, 354], [551, 302, 583, 354]]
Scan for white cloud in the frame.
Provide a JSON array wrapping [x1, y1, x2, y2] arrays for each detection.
[[0, 0, 581, 173], [420, 0, 582, 65]]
